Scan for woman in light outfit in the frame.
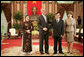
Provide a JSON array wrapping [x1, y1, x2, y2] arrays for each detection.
[[65, 11, 76, 54]]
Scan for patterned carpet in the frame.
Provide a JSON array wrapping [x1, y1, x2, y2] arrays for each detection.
[[1, 38, 83, 56], [1, 45, 82, 56]]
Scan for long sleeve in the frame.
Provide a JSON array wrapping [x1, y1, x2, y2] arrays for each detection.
[[31, 23, 34, 31], [22, 23, 25, 32], [37, 16, 43, 29], [64, 20, 67, 33], [74, 19, 76, 35], [61, 20, 64, 35]]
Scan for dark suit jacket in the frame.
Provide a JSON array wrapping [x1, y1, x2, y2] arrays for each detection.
[[37, 15, 49, 35], [50, 19, 64, 36]]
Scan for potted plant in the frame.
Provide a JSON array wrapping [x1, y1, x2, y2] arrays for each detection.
[[13, 23, 21, 33], [47, 13, 54, 24], [14, 11, 23, 24], [47, 13, 54, 37], [13, 11, 23, 34]]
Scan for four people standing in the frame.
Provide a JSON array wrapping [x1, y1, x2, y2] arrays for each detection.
[[22, 10, 76, 54]]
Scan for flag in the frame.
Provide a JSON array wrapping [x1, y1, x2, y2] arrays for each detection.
[[27, 1, 42, 15]]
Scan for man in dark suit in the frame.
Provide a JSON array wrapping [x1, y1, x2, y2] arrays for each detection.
[[37, 9, 49, 54], [50, 12, 64, 54]]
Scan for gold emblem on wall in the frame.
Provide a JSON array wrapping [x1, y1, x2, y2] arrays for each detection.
[[33, 1, 36, 4]]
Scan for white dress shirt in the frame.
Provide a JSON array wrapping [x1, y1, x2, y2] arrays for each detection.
[[42, 14, 47, 23], [56, 18, 60, 23]]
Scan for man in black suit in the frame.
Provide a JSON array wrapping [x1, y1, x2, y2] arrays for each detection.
[[37, 9, 49, 54], [50, 12, 64, 54]]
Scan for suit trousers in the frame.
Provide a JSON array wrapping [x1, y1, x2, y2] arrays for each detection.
[[39, 31, 49, 53], [54, 35, 62, 53]]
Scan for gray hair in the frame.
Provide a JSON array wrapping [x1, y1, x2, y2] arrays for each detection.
[[41, 8, 45, 12]]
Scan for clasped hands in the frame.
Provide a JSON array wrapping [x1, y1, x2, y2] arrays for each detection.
[[26, 30, 30, 33], [43, 27, 48, 31]]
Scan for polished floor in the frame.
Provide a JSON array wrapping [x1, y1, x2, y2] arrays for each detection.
[[1, 38, 83, 56]]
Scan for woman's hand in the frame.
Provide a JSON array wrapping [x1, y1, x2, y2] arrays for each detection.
[[61, 34, 65, 38], [64, 33, 65, 38]]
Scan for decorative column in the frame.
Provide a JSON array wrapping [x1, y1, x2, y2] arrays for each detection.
[[55, 1, 57, 14], [76, 1, 78, 20], [42, 1, 46, 10], [52, 1, 55, 14], [81, 2, 83, 25], [78, 1, 83, 25], [17, 1, 20, 11], [13, 1, 17, 16], [74, 2, 76, 19], [23, 1, 27, 21], [45, 1, 49, 14], [74, 1, 78, 20], [20, 1, 24, 25], [49, 1, 52, 13], [20, 1, 23, 15], [11, 2, 13, 27], [13, 1, 17, 24]]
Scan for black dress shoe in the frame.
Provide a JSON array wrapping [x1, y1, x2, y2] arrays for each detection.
[[53, 52, 57, 54], [70, 52, 73, 54], [40, 52, 44, 54], [59, 52, 64, 54], [67, 51, 70, 53]]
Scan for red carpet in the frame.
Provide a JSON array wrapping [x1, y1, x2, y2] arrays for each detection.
[[1, 38, 83, 54]]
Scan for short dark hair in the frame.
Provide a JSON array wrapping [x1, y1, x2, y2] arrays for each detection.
[[25, 15, 29, 18], [54, 12, 60, 15]]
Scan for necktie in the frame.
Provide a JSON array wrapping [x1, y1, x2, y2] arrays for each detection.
[[43, 15, 47, 23], [45, 18, 47, 23], [56, 19, 59, 23]]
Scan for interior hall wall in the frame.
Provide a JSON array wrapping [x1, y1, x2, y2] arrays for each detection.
[[57, 4, 74, 19], [78, 2, 83, 25]]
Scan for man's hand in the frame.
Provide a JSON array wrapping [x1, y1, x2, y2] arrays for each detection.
[[27, 30, 30, 33], [43, 27, 48, 31]]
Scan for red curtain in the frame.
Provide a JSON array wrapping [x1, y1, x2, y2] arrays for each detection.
[[27, 1, 42, 15]]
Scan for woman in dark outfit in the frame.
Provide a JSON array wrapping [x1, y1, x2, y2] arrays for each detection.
[[22, 15, 33, 53]]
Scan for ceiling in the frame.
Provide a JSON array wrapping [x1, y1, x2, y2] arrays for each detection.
[[1, 1, 11, 3], [1, 1, 75, 4], [57, 1, 75, 4]]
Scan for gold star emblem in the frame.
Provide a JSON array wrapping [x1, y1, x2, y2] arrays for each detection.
[[33, 1, 36, 4]]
